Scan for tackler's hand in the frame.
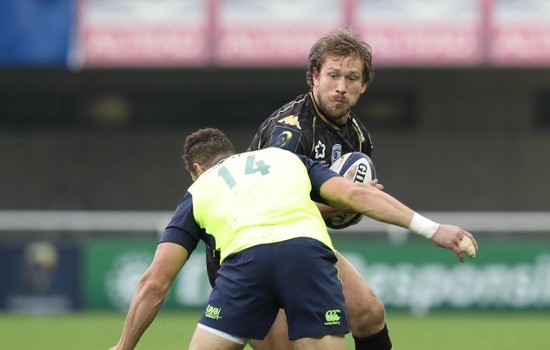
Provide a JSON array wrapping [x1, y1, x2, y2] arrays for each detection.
[[367, 179, 384, 191], [431, 225, 478, 262]]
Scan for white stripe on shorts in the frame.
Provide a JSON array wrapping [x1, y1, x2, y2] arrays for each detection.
[[197, 323, 247, 345]]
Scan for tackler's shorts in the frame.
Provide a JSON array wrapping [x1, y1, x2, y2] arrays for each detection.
[[198, 237, 349, 341]]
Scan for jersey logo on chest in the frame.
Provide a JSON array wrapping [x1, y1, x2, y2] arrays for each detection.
[[278, 115, 302, 129], [315, 140, 326, 160], [269, 126, 301, 152], [331, 144, 342, 164]]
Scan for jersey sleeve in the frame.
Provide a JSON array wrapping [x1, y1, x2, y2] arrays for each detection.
[[296, 154, 340, 204], [248, 119, 305, 154], [159, 192, 203, 254], [248, 95, 312, 155]]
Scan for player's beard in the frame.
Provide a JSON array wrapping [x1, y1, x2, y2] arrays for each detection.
[[315, 90, 356, 125]]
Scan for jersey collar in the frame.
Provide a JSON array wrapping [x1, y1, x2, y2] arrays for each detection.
[[309, 92, 367, 147]]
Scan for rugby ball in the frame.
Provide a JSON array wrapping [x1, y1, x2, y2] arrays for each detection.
[[327, 152, 377, 229]]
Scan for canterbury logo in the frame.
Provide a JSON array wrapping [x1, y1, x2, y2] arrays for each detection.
[[324, 309, 342, 325]]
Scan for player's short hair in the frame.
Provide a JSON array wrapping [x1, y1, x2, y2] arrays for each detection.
[[182, 128, 235, 175], [306, 28, 374, 88]]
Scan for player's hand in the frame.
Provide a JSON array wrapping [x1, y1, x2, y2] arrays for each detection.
[[430, 224, 478, 262], [343, 165, 357, 180], [345, 162, 383, 192], [367, 179, 384, 191], [344, 164, 382, 190], [316, 201, 354, 219]]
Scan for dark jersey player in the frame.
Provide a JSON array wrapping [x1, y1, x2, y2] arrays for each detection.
[[205, 29, 394, 350], [247, 29, 390, 350], [207, 28, 470, 350], [248, 92, 373, 167]]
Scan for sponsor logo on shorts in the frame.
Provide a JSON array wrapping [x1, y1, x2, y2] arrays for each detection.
[[205, 304, 222, 320], [324, 309, 342, 325]]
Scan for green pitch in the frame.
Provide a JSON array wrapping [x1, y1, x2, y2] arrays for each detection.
[[1, 311, 547, 349]]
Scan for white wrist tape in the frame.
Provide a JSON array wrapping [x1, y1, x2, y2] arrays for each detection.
[[409, 213, 440, 239]]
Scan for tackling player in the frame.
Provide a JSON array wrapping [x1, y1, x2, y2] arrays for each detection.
[[109, 128, 477, 350]]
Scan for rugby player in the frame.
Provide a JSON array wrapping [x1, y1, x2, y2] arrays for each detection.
[[110, 127, 477, 350]]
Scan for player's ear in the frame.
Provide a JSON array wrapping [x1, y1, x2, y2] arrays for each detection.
[[312, 68, 320, 84], [191, 162, 206, 181], [361, 83, 368, 94]]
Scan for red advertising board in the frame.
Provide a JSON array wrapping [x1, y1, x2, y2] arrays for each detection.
[[71, 0, 550, 68], [74, 0, 209, 67], [488, 0, 550, 66], [353, 0, 485, 66], [214, 0, 345, 66]]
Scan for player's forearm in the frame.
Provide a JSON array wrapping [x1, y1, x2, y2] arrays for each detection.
[[346, 186, 441, 239], [322, 177, 422, 231], [348, 187, 414, 228], [115, 278, 167, 349]]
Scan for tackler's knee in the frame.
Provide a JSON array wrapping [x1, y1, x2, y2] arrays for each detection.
[[347, 294, 386, 337]]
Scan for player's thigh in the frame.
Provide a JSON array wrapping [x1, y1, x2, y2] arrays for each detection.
[[249, 309, 291, 350], [292, 334, 346, 350], [277, 240, 348, 340], [201, 251, 279, 340], [189, 326, 245, 350], [335, 251, 381, 312]]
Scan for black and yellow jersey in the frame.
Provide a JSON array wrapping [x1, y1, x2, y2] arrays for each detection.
[[248, 93, 373, 166]]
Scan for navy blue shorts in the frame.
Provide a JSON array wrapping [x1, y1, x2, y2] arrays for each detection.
[[198, 237, 349, 341]]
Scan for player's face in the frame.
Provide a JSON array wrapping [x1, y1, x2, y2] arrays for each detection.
[[312, 54, 367, 125]]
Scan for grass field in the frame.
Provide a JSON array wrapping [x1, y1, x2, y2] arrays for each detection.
[[1, 311, 548, 349]]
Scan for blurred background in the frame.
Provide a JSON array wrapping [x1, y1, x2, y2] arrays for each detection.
[[1, 0, 549, 321]]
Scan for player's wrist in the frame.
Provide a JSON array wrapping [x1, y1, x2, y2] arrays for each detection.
[[409, 212, 439, 239]]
